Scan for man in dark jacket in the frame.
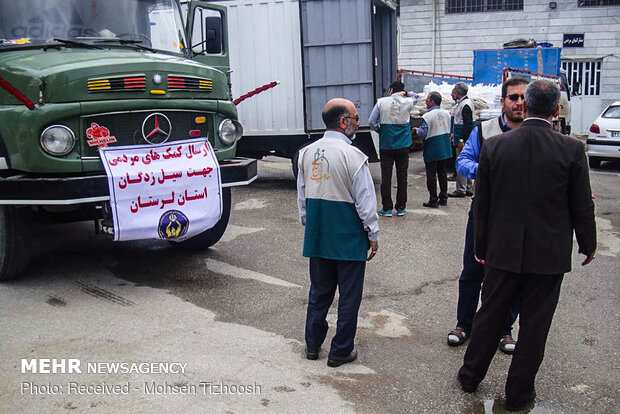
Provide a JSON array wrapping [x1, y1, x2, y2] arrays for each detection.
[[457, 80, 597, 411]]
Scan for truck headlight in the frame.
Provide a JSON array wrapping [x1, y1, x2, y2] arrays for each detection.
[[218, 119, 243, 146], [40, 125, 76, 156]]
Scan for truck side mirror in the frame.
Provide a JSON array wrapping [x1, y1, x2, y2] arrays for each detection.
[[205, 16, 222, 54]]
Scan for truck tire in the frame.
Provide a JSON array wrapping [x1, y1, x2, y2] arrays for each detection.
[[588, 157, 602, 169], [171, 187, 231, 250], [292, 150, 299, 180], [0, 206, 32, 281]]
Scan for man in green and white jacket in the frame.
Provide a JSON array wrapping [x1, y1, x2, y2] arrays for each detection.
[[297, 98, 379, 368]]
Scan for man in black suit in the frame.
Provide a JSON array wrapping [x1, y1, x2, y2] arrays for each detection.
[[457, 80, 597, 411]]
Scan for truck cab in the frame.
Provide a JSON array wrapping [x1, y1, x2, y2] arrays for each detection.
[[0, 0, 257, 280]]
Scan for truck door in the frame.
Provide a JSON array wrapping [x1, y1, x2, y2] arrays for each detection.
[[185, 2, 230, 75], [300, 0, 374, 131], [372, 0, 397, 100]]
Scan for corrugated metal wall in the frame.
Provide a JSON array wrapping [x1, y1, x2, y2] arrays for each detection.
[[300, 0, 374, 131], [216, 0, 306, 136]]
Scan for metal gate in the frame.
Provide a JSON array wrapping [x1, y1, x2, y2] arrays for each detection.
[[562, 59, 603, 134]]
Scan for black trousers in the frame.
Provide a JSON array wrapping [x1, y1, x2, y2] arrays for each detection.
[[425, 159, 448, 202], [457, 203, 519, 336], [305, 257, 366, 358], [459, 266, 563, 406], [379, 148, 409, 211]]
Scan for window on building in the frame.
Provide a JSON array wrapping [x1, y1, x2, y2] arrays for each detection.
[[445, 0, 523, 14], [562, 60, 602, 96], [578, 1, 620, 7]]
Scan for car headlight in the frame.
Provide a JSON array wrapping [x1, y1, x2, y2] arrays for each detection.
[[40, 125, 76, 156], [218, 119, 243, 146]]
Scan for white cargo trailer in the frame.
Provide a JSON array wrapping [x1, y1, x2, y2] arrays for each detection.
[[212, 0, 398, 167]]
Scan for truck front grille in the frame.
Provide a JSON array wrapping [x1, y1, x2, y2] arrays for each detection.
[[81, 110, 212, 157]]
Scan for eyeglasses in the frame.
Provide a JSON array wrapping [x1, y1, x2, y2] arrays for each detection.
[[343, 115, 360, 121], [507, 94, 525, 102]]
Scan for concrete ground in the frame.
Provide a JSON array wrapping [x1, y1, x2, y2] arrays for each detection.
[[0, 152, 618, 414]]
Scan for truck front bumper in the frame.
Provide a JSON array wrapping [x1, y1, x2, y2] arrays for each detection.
[[0, 157, 257, 205]]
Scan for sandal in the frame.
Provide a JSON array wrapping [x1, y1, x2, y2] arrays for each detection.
[[447, 327, 468, 346], [499, 335, 516, 354]]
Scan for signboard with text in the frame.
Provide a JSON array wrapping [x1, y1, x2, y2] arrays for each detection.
[[563, 34, 584, 48], [99, 138, 222, 242]]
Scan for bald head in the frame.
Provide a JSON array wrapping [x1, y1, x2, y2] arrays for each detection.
[[322, 98, 355, 129]]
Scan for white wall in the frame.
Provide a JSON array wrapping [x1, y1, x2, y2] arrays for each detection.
[[399, 0, 620, 108]]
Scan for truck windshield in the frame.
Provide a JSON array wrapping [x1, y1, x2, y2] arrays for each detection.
[[0, 0, 187, 55]]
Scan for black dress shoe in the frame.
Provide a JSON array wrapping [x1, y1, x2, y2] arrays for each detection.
[[457, 369, 477, 393], [327, 349, 357, 367], [505, 390, 536, 412], [466, 190, 474, 196], [306, 347, 319, 360], [423, 200, 439, 208], [438, 198, 448, 206], [448, 191, 466, 198]]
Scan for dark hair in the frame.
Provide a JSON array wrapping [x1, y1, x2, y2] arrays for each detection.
[[322, 104, 350, 129], [428, 91, 442, 106], [524, 80, 560, 118], [454, 82, 468, 96], [389, 81, 405, 93], [502, 76, 529, 98]]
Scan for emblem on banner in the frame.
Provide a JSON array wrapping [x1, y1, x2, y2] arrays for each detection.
[[158, 210, 189, 239]]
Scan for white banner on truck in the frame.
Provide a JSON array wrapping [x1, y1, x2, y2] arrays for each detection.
[[99, 138, 222, 242]]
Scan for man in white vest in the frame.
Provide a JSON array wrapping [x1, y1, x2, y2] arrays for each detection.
[[297, 98, 379, 367], [414, 91, 452, 207], [448, 82, 475, 196], [369, 81, 417, 217]]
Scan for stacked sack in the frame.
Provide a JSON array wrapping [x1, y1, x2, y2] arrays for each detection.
[[410, 82, 502, 121]]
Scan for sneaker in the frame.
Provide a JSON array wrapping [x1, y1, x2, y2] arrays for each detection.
[[396, 209, 407, 216], [378, 209, 392, 217]]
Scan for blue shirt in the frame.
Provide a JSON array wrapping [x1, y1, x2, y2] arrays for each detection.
[[415, 106, 441, 138], [456, 115, 510, 180]]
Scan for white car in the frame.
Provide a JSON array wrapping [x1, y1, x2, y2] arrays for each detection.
[[586, 101, 620, 168]]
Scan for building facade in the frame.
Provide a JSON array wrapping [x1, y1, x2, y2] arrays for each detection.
[[398, 0, 620, 133]]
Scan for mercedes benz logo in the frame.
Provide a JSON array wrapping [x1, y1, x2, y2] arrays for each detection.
[[141, 113, 172, 144]]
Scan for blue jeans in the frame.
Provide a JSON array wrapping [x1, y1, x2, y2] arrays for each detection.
[[457, 202, 519, 336], [305, 257, 365, 357]]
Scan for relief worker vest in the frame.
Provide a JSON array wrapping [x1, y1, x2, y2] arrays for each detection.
[[376, 95, 414, 150], [299, 137, 369, 261], [451, 97, 475, 141], [422, 108, 452, 163]]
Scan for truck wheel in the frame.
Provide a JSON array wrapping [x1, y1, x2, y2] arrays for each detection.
[[0, 206, 32, 281], [292, 142, 314, 180], [171, 187, 231, 250], [292, 150, 299, 180], [588, 157, 602, 168]]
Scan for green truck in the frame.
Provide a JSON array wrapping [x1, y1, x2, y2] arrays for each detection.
[[0, 0, 257, 280]]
